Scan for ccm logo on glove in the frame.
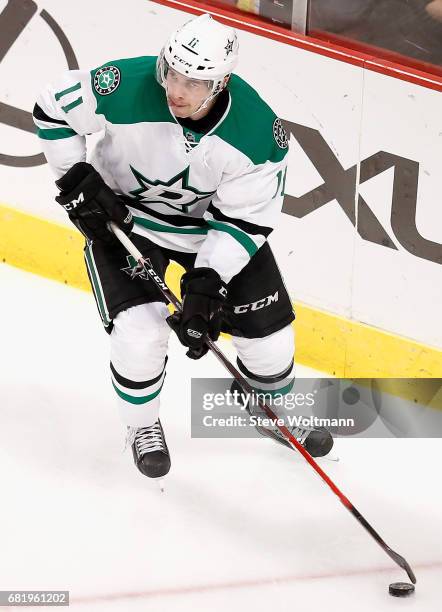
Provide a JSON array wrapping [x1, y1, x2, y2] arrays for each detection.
[[60, 192, 85, 211], [55, 162, 134, 243], [186, 328, 203, 339]]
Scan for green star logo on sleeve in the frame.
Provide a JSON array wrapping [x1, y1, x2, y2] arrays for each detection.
[[128, 166, 216, 213], [94, 66, 121, 95]]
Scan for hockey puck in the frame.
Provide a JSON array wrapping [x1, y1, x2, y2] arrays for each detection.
[[389, 582, 415, 597]]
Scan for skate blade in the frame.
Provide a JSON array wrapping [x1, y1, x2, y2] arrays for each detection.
[[323, 453, 340, 462], [257, 425, 338, 461], [290, 447, 340, 462], [156, 478, 166, 493]]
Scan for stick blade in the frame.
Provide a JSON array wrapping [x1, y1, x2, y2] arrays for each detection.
[[388, 549, 417, 584]]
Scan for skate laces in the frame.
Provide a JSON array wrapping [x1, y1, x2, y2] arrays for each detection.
[[130, 422, 165, 455], [289, 426, 311, 445], [268, 419, 311, 445]]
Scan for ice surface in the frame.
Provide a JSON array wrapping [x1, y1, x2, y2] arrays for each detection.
[[0, 263, 441, 611]]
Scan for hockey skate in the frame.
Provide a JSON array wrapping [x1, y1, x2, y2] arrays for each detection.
[[127, 420, 171, 478], [231, 380, 333, 458], [252, 416, 334, 458]]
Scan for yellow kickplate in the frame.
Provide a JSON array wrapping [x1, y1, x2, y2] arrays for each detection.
[[1, 204, 441, 380]]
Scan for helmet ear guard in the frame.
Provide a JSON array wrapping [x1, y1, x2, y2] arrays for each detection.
[[212, 74, 231, 95]]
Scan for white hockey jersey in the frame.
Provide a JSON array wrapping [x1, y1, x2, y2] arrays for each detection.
[[34, 56, 288, 283]]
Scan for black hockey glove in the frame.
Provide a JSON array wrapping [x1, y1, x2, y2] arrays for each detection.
[[55, 162, 133, 243], [167, 267, 227, 360]]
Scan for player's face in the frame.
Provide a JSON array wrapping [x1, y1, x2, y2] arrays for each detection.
[[166, 68, 214, 119]]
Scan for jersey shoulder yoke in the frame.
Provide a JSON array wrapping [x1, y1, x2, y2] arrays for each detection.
[[212, 75, 288, 165], [90, 56, 172, 124]]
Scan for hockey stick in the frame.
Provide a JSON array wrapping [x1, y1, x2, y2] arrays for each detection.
[[108, 221, 416, 584]]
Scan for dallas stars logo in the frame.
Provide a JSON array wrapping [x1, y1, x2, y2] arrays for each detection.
[[225, 39, 234, 56], [120, 255, 149, 280], [273, 118, 288, 149], [128, 166, 215, 213], [94, 66, 121, 95]]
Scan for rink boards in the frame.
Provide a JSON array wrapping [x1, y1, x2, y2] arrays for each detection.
[[0, 0, 441, 376]]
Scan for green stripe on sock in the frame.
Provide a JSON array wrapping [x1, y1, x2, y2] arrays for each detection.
[[112, 380, 164, 404], [253, 378, 295, 397]]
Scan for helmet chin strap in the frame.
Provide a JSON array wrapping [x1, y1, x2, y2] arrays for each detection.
[[188, 90, 218, 117], [165, 81, 222, 120]]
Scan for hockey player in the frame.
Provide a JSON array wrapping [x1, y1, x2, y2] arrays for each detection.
[[34, 13, 333, 479]]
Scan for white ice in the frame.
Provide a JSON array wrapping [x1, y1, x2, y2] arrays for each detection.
[[0, 263, 441, 611]]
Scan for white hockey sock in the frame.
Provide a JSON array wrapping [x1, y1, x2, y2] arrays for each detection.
[[110, 302, 170, 427], [232, 324, 295, 394]]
